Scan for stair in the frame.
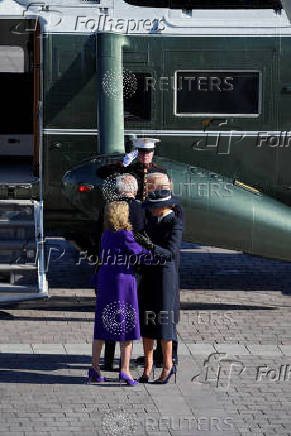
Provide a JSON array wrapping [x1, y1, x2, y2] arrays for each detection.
[[0, 200, 48, 304]]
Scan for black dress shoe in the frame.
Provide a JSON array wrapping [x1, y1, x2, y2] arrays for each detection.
[[138, 365, 155, 383], [103, 361, 114, 371], [138, 375, 149, 383]]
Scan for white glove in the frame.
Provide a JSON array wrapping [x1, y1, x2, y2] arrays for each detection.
[[123, 150, 138, 167]]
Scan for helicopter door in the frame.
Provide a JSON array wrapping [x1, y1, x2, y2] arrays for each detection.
[[0, 18, 40, 189], [0, 19, 47, 304]]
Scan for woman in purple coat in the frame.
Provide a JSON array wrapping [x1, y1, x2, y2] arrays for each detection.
[[88, 201, 151, 386]]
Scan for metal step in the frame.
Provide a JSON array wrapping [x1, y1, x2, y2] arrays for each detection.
[[0, 291, 48, 304], [0, 200, 35, 206], [0, 264, 37, 271], [0, 240, 35, 250], [0, 229, 35, 242], [0, 199, 48, 304], [0, 220, 34, 227], [0, 284, 38, 293]]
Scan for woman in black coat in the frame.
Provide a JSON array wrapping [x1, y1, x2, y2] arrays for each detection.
[[135, 190, 184, 384]]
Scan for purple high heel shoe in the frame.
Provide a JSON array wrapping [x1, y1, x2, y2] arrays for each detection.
[[119, 371, 139, 386], [87, 367, 105, 383]]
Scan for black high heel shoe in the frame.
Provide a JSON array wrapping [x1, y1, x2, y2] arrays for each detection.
[[138, 364, 156, 383], [153, 364, 177, 384]]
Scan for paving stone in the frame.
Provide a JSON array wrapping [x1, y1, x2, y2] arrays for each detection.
[[31, 344, 66, 354], [2, 240, 291, 436], [131, 343, 144, 356], [0, 345, 33, 354], [279, 345, 291, 356], [214, 344, 250, 355], [63, 344, 91, 355], [246, 345, 282, 356], [174, 344, 190, 356], [187, 344, 216, 356]]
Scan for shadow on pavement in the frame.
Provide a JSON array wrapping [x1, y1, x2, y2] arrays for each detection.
[[46, 239, 291, 294], [0, 355, 134, 385]]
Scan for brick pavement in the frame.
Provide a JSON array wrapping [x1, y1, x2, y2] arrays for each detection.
[[0, 239, 291, 435]]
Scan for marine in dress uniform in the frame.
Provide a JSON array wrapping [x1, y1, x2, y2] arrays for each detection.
[[96, 138, 167, 201]]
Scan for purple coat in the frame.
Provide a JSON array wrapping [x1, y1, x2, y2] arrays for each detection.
[[93, 229, 151, 341]]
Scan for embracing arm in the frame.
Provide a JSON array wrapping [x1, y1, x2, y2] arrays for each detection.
[[153, 219, 183, 262], [121, 231, 152, 257]]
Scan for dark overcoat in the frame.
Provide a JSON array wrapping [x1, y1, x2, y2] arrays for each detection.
[[138, 210, 183, 341]]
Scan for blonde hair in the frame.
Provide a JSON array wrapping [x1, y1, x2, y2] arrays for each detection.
[[104, 201, 132, 231]]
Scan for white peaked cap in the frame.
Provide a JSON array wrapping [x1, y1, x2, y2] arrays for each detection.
[[132, 137, 160, 150]]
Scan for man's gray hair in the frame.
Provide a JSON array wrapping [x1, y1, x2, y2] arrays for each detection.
[[116, 174, 138, 196], [147, 172, 170, 192]]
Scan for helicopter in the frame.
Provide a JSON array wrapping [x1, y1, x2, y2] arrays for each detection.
[[1, 0, 291, 303]]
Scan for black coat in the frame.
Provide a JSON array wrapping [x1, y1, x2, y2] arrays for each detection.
[[138, 210, 183, 341], [118, 197, 145, 233]]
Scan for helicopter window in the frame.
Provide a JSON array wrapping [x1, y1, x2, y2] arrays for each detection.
[[124, 0, 282, 9], [124, 72, 152, 122], [0, 46, 24, 73], [175, 70, 260, 117], [0, 46, 32, 134]]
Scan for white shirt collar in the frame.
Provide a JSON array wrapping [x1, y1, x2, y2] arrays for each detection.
[[157, 210, 174, 223]]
